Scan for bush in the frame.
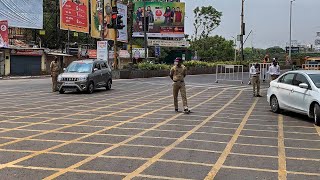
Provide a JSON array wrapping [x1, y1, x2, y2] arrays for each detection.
[[136, 62, 171, 70]]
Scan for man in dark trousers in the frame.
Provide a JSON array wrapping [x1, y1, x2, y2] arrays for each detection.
[[170, 57, 190, 114]]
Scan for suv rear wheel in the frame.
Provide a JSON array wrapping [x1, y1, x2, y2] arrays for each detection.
[[59, 89, 65, 94], [106, 79, 112, 90]]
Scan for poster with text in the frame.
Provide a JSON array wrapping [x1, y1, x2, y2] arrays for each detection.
[[97, 41, 108, 62], [60, 0, 89, 33], [0, 20, 8, 48], [133, 2, 185, 38]]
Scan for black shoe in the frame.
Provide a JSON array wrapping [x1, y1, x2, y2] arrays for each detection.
[[184, 108, 190, 114], [175, 109, 179, 112], [256, 95, 262, 97]]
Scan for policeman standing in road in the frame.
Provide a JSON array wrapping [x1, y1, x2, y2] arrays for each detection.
[[50, 56, 60, 92], [170, 57, 190, 114], [250, 63, 262, 97]]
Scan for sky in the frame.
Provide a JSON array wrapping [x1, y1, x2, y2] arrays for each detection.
[[181, 0, 320, 49]]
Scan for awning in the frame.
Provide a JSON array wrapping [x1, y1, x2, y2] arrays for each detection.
[[47, 52, 73, 57]]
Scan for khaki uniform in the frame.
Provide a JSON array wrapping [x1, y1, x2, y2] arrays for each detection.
[[170, 65, 188, 110], [50, 61, 60, 92], [252, 76, 260, 96]]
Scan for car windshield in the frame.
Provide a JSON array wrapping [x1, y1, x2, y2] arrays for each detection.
[[66, 62, 92, 73], [308, 74, 320, 88]]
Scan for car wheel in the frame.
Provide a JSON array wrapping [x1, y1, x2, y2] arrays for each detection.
[[59, 89, 65, 94], [87, 82, 94, 94], [106, 80, 112, 90], [314, 104, 320, 126], [270, 95, 280, 113]]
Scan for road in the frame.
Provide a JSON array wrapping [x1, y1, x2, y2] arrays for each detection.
[[0, 75, 319, 180]]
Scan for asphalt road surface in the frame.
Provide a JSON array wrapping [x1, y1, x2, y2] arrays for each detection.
[[0, 75, 319, 180]]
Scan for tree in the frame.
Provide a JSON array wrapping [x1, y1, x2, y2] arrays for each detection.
[[193, 6, 222, 40], [190, 35, 234, 61], [266, 46, 285, 54]]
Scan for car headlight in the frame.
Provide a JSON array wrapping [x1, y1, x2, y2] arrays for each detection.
[[79, 76, 88, 82], [57, 75, 62, 82]]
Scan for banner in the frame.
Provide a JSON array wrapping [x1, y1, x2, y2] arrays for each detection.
[[0, 20, 9, 48], [0, 0, 43, 29], [60, 0, 89, 33], [133, 2, 185, 38], [91, 0, 127, 42], [97, 41, 108, 62]]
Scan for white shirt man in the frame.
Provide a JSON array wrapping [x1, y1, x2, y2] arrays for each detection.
[[268, 62, 280, 80], [250, 64, 262, 97]]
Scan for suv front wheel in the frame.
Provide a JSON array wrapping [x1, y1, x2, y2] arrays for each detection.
[[87, 82, 94, 94]]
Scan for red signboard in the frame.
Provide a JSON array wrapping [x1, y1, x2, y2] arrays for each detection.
[[10, 49, 43, 56], [88, 49, 97, 58], [60, 0, 89, 33], [0, 20, 9, 48]]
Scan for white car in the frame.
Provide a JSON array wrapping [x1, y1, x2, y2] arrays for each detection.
[[267, 70, 320, 126]]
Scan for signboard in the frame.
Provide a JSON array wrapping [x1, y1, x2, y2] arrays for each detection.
[[148, 39, 189, 47], [97, 41, 108, 61], [60, 0, 89, 33], [133, 48, 145, 59], [88, 49, 97, 58], [0, 0, 43, 29], [10, 49, 43, 56], [116, 3, 128, 42], [119, 50, 130, 58], [133, 2, 185, 38], [155, 46, 160, 57], [0, 20, 9, 48], [91, 0, 127, 42], [286, 47, 300, 54]]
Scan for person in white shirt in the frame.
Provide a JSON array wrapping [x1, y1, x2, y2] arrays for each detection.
[[268, 60, 281, 80], [250, 63, 262, 97]]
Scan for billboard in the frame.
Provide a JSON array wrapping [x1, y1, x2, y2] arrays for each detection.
[[0, 20, 9, 48], [97, 41, 108, 62], [60, 0, 89, 33], [0, 0, 43, 29], [133, 2, 185, 38], [91, 0, 127, 42]]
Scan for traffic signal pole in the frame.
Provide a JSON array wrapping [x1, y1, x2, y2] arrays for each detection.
[[143, 0, 147, 61], [113, 0, 118, 69], [240, 0, 245, 65]]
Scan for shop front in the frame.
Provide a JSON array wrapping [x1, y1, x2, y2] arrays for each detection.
[[9, 48, 45, 76]]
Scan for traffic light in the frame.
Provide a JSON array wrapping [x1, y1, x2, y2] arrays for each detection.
[[107, 6, 118, 29], [116, 15, 125, 29]]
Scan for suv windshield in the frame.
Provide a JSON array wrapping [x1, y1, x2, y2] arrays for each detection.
[[308, 74, 320, 88], [66, 62, 93, 73]]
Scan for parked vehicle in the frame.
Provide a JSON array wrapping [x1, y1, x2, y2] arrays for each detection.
[[57, 59, 112, 94], [267, 70, 320, 126]]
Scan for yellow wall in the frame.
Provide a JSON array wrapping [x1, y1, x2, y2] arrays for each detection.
[[4, 49, 10, 75]]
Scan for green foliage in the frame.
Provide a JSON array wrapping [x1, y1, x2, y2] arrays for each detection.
[[190, 35, 234, 61], [136, 62, 171, 70], [266, 46, 285, 54], [193, 6, 222, 39]]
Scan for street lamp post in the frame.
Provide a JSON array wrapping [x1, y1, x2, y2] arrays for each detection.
[[232, 36, 237, 62], [289, 0, 295, 62]]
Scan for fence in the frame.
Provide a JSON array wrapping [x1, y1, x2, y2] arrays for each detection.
[[248, 63, 272, 84], [215, 64, 244, 84], [302, 64, 320, 70]]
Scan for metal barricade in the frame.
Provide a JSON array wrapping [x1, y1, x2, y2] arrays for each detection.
[[215, 64, 244, 84], [248, 63, 272, 84], [302, 64, 320, 70]]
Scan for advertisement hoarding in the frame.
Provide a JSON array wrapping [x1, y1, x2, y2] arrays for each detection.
[[60, 0, 89, 33], [0, 20, 9, 48], [97, 41, 108, 62], [91, 1, 127, 42], [133, 2, 185, 38], [0, 0, 43, 29]]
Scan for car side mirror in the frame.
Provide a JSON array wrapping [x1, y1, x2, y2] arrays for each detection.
[[299, 83, 309, 89], [93, 68, 98, 72]]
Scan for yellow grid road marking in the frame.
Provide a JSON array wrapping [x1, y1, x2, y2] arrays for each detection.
[[42, 88, 227, 179], [124, 90, 243, 180], [204, 97, 258, 180]]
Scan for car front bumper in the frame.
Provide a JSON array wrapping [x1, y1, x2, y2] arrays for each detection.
[[57, 81, 88, 92]]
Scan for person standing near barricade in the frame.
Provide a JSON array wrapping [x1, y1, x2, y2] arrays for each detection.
[[50, 56, 60, 92], [250, 63, 262, 97], [268, 59, 281, 81], [170, 57, 190, 114]]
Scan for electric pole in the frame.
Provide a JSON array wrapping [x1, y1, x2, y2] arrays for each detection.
[[240, 0, 245, 64], [143, 0, 147, 61]]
